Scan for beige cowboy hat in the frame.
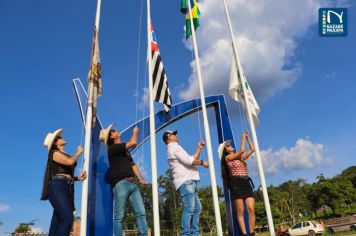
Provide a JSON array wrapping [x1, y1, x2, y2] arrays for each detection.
[[217, 140, 231, 159], [43, 128, 64, 152], [99, 123, 115, 147]]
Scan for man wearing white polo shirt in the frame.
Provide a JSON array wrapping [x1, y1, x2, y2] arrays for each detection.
[[163, 130, 209, 236]]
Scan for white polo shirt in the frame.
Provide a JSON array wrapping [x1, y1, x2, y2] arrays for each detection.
[[166, 142, 200, 190]]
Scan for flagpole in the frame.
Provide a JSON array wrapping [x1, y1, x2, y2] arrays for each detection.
[[146, 0, 161, 235], [222, 0, 275, 234], [80, 0, 102, 235], [186, 1, 223, 235]]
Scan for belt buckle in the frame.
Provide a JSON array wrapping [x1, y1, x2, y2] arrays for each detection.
[[127, 177, 135, 183], [67, 178, 74, 185]]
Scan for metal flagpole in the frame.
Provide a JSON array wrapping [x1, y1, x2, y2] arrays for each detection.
[[80, 0, 102, 235], [146, 0, 161, 234], [221, 0, 275, 234], [186, 1, 223, 235]]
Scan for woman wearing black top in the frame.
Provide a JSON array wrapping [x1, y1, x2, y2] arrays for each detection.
[[41, 128, 86, 236]]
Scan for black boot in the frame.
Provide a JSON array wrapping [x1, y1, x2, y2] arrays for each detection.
[[249, 232, 255, 236]]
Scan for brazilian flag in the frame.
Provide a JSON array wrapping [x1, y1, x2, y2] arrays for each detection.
[[181, 0, 200, 39]]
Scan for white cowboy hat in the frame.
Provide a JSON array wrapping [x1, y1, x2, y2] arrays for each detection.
[[43, 128, 64, 151], [99, 123, 115, 147], [217, 140, 231, 159]]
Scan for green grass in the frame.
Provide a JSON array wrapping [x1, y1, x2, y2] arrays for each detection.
[[322, 231, 356, 236]]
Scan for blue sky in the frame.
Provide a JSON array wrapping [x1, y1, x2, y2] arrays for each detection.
[[0, 0, 355, 234]]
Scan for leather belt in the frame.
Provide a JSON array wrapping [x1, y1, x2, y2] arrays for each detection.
[[123, 177, 135, 183], [52, 175, 74, 185]]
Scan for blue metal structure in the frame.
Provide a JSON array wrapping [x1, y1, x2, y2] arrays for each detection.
[[73, 79, 246, 236]]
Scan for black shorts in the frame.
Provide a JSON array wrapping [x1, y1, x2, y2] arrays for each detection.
[[229, 176, 254, 200]]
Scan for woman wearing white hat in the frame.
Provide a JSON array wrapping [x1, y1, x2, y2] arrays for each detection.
[[41, 128, 86, 236], [218, 131, 255, 236]]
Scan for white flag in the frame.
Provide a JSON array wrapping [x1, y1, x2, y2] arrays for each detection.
[[87, 27, 102, 127], [229, 56, 260, 126]]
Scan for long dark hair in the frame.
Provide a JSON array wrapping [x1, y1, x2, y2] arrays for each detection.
[[40, 137, 60, 200], [107, 130, 116, 147], [220, 148, 231, 188]]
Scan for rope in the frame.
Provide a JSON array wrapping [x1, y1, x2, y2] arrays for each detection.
[[135, 0, 146, 174], [135, 0, 145, 122], [237, 82, 254, 173], [189, 43, 208, 166], [238, 99, 246, 131], [191, 48, 203, 142], [138, 61, 148, 177], [79, 124, 85, 172]]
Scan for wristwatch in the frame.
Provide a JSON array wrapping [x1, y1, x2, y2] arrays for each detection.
[[200, 160, 204, 165]]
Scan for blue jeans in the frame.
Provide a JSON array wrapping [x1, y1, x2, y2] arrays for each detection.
[[47, 178, 74, 236], [177, 180, 202, 236], [112, 179, 147, 236]]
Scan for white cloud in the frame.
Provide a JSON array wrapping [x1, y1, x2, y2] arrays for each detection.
[[178, 0, 347, 113], [138, 87, 149, 112], [325, 72, 336, 79], [0, 203, 10, 213], [250, 138, 332, 175], [30, 227, 44, 234], [133, 152, 148, 179]]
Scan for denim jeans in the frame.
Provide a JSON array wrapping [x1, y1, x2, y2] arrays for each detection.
[[177, 180, 202, 236], [112, 179, 147, 236], [47, 178, 74, 236]]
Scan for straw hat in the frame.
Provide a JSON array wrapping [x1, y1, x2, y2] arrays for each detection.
[[162, 130, 177, 143], [217, 140, 231, 159], [43, 128, 64, 152], [99, 123, 114, 147]]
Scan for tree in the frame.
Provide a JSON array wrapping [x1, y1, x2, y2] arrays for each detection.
[[198, 186, 227, 233], [306, 182, 323, 217], [140, 183, 154, 228], [255, 201, 268, 227], [265, 185, 286, 223], [340, 166, 356, 187], [277, 179, 308, 224], [319, 176, 356, 215], [14, 224, 29, 233], [253, 166, 355, 227], [319, 179, 343, 215], [158, 169, 181, 235]]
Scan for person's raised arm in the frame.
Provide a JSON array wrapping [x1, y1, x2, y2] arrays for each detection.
[[226, 134, 246, 161], [126, 126, 139, 150], [53, 145, 83, 166], [191, 140, 209, 167], [192, 159, 209, 168], [174, 141, 209, 168], [241, 131, 255, 161], [193, 140, 205, 160]]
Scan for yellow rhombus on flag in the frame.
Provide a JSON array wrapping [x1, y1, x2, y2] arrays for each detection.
[[180, 0, 200, 39]]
